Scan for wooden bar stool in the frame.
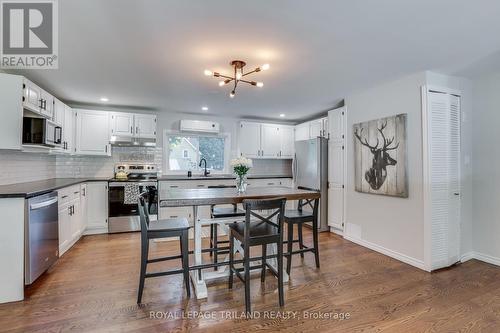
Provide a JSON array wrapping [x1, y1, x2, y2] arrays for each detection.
[[137, 192, 191, 304], [208, 185, 245, 269], [228, 197, 287, 314], [284, 187, 320, 275]]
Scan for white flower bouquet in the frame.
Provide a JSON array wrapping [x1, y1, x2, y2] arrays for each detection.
[[230, 157, 253, 177], [230, 157, 252, 192]]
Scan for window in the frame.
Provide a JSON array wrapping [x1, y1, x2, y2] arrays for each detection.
[[166, 134, 228, 172]]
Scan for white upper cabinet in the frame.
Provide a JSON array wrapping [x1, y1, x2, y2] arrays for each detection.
[[39, 89, 54, 119], [239, 122, 294, 159], [329, 108, 344, 141], [22, 78, 54, 118], [75, 110, 111, 156], [62, 105, 74, 154], [261, 124, 281, 158], [53, 98, 65, 127], [309, 119, 323, 138], [23, 79, 42, 114], [295, 122, 310, 141], [239, 122, 261, 158], [280, 125, 295, 157], [109, 112, 134, 137], [134, 114, 157, 138], [295, 116, 329, 141]]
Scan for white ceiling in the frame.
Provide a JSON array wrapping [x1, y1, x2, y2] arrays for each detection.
[[8, 0, 500, 121]]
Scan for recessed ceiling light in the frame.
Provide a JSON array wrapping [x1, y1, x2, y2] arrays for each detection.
[[201, 106, 209, 111], [279, 113, 285, 117], [100, 97, 109, 102]]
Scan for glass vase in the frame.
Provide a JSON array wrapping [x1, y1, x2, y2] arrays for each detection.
[[236, 174, 247, 193]]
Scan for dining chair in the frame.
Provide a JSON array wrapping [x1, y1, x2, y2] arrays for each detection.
[[283, 187, 320, 275], [137, 192, 191, 304], [228, 197, 287, 314]]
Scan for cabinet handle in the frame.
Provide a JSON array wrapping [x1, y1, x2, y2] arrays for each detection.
[[131, 126, 133, 133], [170, 185, 179, 188], [136, 126, 139, 134], [105, 145, 108, 153], [61, 195, 68, 199], [197, 184, 204, 187], [74, 191, 79, 194]]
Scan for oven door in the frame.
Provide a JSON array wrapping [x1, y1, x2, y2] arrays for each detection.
[[108, 182, 158, 233]]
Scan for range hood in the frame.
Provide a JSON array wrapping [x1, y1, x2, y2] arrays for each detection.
[[109, 135, 156, 147]]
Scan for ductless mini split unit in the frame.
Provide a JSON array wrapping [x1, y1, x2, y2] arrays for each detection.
[[180, 120, 220, 133]]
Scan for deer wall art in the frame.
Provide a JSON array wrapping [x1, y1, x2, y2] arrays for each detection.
[[353, 114, 408, 197]]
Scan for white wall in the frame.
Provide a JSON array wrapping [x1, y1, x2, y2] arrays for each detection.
[[469, 70, 500, 264], [344, 72, 427, 267], [343, 71, 472, 270]]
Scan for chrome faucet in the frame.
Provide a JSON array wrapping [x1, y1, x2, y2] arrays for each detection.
[[199, 158, 210, 176]]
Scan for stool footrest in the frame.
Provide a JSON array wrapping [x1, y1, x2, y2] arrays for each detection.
[[145, 269, 184, 278], [147, 254, 182, 263]]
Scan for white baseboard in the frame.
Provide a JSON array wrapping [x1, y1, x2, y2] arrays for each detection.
[[83, 227, 108, 235], [461, 251, 500, 266], [344, 234, 427, 271], [329, 227, 343, 236]]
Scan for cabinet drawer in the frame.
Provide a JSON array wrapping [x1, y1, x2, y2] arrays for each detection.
[[58, 184, 81, 205], [159, 207, 192, 221]]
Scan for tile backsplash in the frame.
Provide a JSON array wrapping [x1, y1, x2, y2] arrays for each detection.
[[0, 150, 57, 185], [0, 147, 291, 185]]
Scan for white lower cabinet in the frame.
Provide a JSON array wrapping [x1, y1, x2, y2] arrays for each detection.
[[57, 182, 107, 255], [85, 182, 109, 234], [58, 202, 71, 256], [57, 185, 83, 256]]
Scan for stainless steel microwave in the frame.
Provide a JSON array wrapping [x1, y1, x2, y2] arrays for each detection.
[[22, 117, 62, 147]]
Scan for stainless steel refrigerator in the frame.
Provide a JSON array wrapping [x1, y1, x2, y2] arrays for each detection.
[[293, 137, 329, 232]]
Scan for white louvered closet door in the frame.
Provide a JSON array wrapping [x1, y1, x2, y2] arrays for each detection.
[[427, 91, 461, 269]]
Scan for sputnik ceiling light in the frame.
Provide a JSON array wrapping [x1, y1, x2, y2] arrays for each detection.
[[204, 60, 269, 98]]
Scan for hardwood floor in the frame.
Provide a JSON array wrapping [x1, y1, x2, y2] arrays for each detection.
[[1, 230, 500, 332]]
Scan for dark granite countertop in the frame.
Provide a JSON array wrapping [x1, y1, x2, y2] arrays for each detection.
[[0, 175, 293, 199], [158, 174, 293, 181], [0, 178, 110, 199]]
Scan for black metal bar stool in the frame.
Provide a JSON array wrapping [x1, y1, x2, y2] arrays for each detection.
[[137, 192, 191, 304], [228, 197, 287, 314], [208, 185, 245, 269], [284, 187, 320, 275]]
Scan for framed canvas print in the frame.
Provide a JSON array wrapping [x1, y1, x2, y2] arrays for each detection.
[[353, 113, 408, 197]]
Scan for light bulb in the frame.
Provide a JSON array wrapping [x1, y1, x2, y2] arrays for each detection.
[[201, 106, 208, 111], [218, 81, 225, 86], [204, 69, 213, 76], [261, 64, 270, 70], [256, 82, 264, 87], [279, 114, 285, 118], [230, 91, 235, 98], [236, 72, 242, 80]]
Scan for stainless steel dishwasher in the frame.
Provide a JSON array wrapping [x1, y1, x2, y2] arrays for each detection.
[[25, 191, 59, 285]]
